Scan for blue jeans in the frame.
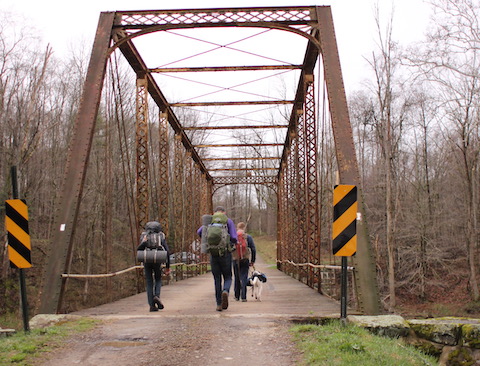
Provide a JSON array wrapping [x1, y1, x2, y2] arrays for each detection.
[[144, 263, 162, 307], [210, 253, 232, 305], [233, 259, 250, 300]]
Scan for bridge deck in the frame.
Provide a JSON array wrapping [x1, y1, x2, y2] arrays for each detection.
[[73, 255, 342, 319], [40, 256, 351, 366]]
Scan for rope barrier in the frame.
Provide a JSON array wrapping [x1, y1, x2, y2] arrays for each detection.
[[170, 261, 209, 268], [62, 261, 210, 279], [276, 259, 354, 271], [62, 265, 143, 278]]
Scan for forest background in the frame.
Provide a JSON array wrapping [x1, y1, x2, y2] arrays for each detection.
[[1, 0, 480, 318]]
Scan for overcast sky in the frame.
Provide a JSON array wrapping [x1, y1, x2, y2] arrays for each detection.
[[2, 0, 430, 94]]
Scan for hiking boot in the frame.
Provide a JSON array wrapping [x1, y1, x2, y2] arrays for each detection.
[[153, 296, 164, 310], [221, 291, 229, 309], [150, 306, 158, 312], [216, 305, 222, 312]]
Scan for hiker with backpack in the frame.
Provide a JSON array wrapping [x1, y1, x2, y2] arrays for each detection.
[[137, 221, 171, 312], [197, 206, 237, 312], [233, 222, 256, 302]]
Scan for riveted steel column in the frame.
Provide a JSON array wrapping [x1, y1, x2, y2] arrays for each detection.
[[191, 165, 202, 273], [158, 111, 170, 236], [276, 170, 284, 270], [290, 134, 300, 278], [136, 76, 149, 232], [303, 74, 320, 289], [39, 12, 115, 314], [295, 108, 308, 283], [316, 6, 380, 314], [173, 134, 184, 279], [200, 172, 210, 272], [185, 157, 194, 266]]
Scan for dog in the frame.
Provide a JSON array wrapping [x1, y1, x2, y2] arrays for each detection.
[[248, 270, 267, 301]]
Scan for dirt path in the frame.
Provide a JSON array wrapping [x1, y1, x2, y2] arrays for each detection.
[[34, 256, 341, 365]]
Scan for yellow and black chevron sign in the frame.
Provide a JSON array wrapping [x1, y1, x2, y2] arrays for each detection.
[[5, 199, 32, 268], [333, 185, 357, 256]]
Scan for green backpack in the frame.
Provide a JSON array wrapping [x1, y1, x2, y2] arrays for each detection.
[[206, 212, 230, 256]]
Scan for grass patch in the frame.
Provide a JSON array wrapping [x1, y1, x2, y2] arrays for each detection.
[[252, 235, 277, 265], [0, 318, 99, 365], [291, 320, 437, 366], [0, 313, 23, 331]]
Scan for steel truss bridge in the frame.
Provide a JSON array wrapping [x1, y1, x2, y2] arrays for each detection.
[[39, 6, 380, 315]]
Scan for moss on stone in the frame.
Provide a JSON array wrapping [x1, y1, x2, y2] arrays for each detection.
[[408, 319, 460, 345], [447, 347, 474, 366], [461, 324, 480, 349]]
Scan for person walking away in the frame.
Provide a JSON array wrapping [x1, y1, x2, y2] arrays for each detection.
[[137, 221, 171, 312], [197, 206, 237, 311], [233, 222, 256, 302]]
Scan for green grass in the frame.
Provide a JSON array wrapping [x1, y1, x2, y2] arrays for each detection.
[[252, 235, 277, 265], [291, 320, 437, 366], [0, 318, 99, 365]]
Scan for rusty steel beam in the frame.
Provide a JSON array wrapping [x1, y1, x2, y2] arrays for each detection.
[[173, 135, 184, 256], [276, 171, 285, 270], [315, 7, 380, 315], [150, 65, 302, 73], [158, 111, 170, 236], [212, 175, 277, 185], [303, 75, 320, 289], [183, 125, 288, 130], [185, 159, 194, 260], [39, 12, 115, 314], [136, 77, 149, 231], [170, 100, 293, 107], [194, 143, 282, 148], [117, 7, 315, 27], [203, 157, 280, 161], [207, 167, 278, 171], [287, 138, 298, 277], [295, 107, 308, 284]]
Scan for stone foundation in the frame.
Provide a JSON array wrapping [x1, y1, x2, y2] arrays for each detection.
[[347, 315, 480, 365]]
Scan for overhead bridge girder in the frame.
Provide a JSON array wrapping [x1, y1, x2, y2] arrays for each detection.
[[39, 6, 380, 315]]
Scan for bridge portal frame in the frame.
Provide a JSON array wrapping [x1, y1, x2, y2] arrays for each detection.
[[39, 6, 379, 315]]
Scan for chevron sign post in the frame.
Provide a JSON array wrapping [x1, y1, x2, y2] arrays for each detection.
[[332, 185, 357, 320], [6, 199, 32, 269], [333, 185, 357, 256], [7, 166, 30, 332]]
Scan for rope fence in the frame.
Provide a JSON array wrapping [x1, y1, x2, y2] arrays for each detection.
[[276, 259, 354, 271], [62, 261, 210, 279]]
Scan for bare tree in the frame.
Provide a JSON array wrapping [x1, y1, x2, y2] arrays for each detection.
[[364, 5, 409, 309], [407, 0, 480, 300]]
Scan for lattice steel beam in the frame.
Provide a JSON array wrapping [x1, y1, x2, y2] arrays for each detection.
[[150, 65, 302, 73], [183, 125, 288, 130], [173, 135, 184, 255], [303, 75, 320, 289], [212, 175, 277, 185], [117, 7, 315, 27], [158, 111, 169, 236], [136, 77, 149, 231], [170, 100, 293, 107]]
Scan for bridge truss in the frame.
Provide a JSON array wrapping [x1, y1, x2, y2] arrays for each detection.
[[39, 6, 380, 314]]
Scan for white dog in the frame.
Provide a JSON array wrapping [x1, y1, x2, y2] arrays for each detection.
[[249, 270, 266, 301]]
